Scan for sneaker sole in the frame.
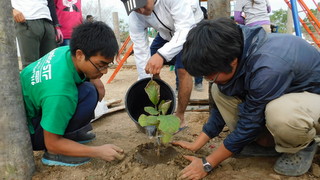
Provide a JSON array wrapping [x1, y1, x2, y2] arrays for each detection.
[[41, 158, 90, 167]]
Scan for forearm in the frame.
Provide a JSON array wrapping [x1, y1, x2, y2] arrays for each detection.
[[45, 134, 98, 158], [193, 132, 211, 151], [90, 78, 105, 101], [206, 143, 233, 168]]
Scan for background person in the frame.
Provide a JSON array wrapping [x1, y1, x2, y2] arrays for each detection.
[[234, 0, 271, 32], [54, 0, 83, 46], [121, 0, 203, 129], [11, 0, 63, 69]]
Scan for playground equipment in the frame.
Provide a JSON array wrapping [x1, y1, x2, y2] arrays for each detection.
[[284, 0, 320, 47]]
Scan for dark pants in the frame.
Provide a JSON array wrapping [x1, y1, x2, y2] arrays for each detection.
[[31, 82, 98, 150], [15, 19, 57, 69]]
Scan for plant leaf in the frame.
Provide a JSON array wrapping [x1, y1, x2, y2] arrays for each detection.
[[146, 116, 159, 126], [158, 115, 180, 134], [138, 114, 148, 127], [144, 106, 159, 115], [161, 133, 173, 144], [158, 100, 165, 111], [144, 80, 160, 105], [159, 100, 171, 115]]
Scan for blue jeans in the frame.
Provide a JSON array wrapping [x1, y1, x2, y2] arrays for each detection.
[[30, 82, 98, 150], [60, 39, 70, 46]]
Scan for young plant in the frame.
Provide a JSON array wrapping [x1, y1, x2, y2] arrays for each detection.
[[138, 79, 180, 144]]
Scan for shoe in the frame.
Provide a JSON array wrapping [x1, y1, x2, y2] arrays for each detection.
[[76, 131, 96, 144], [194, 83, 204, 92], [274, 141, 318, 176], [42, 151, 91, 166], [64, 131, 96, 144], [236, 141, 280, 157]]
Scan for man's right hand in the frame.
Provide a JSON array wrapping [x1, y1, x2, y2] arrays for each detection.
[[172, 141, 198, 152], [95, 144, 125, 161], [145, 53, 164, 75], [12, 9, 25, 23]]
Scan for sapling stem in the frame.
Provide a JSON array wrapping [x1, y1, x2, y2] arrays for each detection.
[[156, 131, 160, 156]]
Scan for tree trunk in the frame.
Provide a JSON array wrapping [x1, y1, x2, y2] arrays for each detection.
[[206, 0, 231, 111], [207, 0, 231, 19], [0, 2, 35, 179]]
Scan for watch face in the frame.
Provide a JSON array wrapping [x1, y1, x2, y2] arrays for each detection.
[[204, 164, 213, 172]]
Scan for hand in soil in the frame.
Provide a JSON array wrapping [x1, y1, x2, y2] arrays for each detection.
[[177, 155, 207, 180], [171, 141, 197, 152], [95, 144, 125, 161]]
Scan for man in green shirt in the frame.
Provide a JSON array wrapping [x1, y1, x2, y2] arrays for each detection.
[[20, 21, 124, 166]]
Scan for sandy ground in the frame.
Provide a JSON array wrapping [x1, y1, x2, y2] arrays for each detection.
[[31, 56, 320, 180]]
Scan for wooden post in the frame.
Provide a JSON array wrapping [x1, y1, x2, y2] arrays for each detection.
[[207, 0, 231, 19], [286, 7, 293, 34], [112, 12, 121, 47], [0, 2, 35, 179], [206, 0, 231, 111]]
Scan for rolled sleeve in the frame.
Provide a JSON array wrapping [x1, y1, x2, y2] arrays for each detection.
[[202, 108, 225, 139]]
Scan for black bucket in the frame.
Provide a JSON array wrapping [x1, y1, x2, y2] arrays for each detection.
[[125, 78, 176, 134]]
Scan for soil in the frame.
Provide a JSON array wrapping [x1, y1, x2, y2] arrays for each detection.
[[31, 58, 320, 180]]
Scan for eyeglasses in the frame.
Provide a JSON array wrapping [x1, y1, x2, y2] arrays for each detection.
[[88, 58, 114, 72], [205, 72, 220, 83]]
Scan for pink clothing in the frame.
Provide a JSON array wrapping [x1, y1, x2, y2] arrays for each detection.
[[54, 0, 83, 39]]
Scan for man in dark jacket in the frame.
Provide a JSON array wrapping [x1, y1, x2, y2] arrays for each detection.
[[173, 18, 320, 179]]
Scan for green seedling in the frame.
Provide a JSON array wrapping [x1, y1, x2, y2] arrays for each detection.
[[138, 80, 180, 145]]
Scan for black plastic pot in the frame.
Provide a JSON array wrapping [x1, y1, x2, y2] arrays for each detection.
[[125, 78, 176, 134]]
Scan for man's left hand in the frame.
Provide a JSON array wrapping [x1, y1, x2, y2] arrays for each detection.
[[55, 27, 64, 44], [178, 155, 208, 180], [145, 53, 164, 75]]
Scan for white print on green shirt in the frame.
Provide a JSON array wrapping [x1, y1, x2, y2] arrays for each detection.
[[31, 49, 55, 85]]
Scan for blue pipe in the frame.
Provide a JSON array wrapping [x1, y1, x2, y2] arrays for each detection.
[[290, 0, 302, 37]]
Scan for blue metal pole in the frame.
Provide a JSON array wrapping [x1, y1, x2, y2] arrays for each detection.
[[290, 0, 302, 37]]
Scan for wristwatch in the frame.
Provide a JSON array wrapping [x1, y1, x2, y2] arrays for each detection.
[[202, 157, 213, 172]]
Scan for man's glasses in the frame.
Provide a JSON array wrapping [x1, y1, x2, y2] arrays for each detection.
[[88, 58, 114, 72], [205, 72, 220, 83]]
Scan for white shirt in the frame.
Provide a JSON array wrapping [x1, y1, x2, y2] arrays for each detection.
[[129, 0, 203, 79], [11, 0, 52, 21]]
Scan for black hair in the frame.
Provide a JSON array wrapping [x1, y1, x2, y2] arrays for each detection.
[[70, 21, 119, 60], [200, 6, 208, 19], [182, 18, 243, 77]]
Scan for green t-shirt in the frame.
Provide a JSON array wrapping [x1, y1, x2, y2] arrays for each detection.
[[20, 46, 86, 135]]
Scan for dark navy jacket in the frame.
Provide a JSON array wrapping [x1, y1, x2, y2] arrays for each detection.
[[203, 25, 320, 153]]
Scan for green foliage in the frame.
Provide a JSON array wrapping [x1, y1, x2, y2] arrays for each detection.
[[303, 9, 318, 32], [270, 8, 318, 34], [270, 9, 288, 33], [138, 80, 180, 144]]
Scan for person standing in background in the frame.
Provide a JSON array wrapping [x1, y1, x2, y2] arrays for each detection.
[[84, 15, 94, 23], [234, 0, 271, 33], [11, 0, 63, 69], [121, 0, 203, 130], [55, 0, 83, 46]]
